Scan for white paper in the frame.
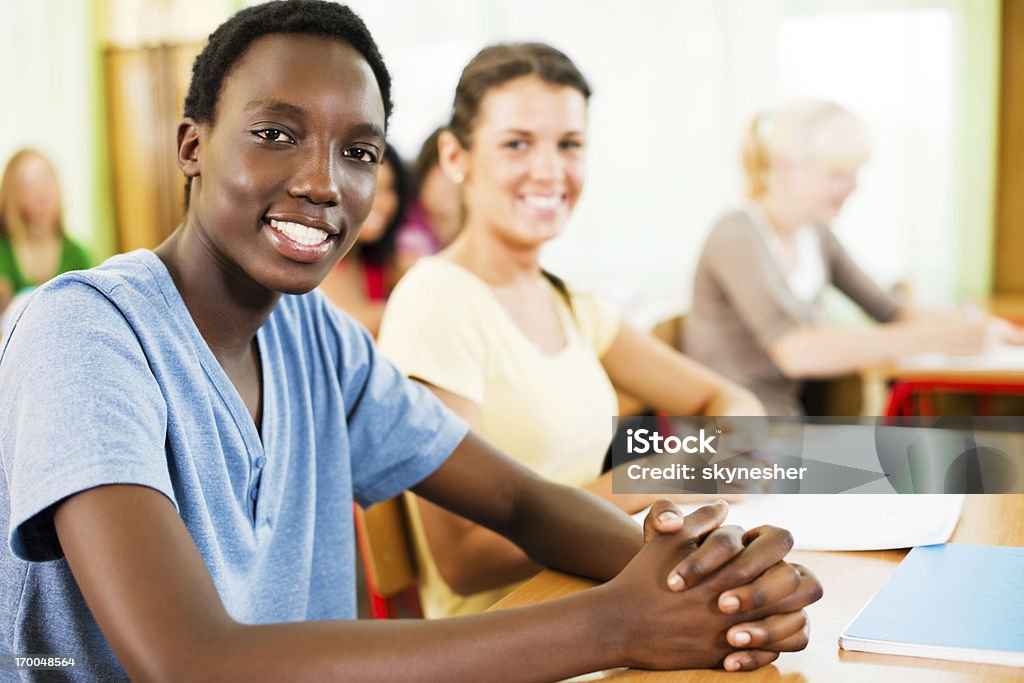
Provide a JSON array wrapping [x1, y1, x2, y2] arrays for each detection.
[[895, 344, 1024, 371], [632, 494, 964, 551]]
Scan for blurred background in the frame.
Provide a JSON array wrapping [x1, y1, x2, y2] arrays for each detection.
[[2, 0, 1021, 325]]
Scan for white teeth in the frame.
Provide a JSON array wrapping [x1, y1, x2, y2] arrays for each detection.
[[522, 195, 562, 210], [269, 219, 330, 246]]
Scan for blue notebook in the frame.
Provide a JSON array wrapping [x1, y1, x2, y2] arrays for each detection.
[[840, 544, 1024, 667]]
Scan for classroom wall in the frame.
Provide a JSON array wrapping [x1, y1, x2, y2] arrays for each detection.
[[3, 0, 1002, 320], [338, 0, 1002, 324]]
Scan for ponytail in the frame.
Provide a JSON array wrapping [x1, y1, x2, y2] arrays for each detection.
[[741, 113, 771, 198], [541, 269, 576, 321]]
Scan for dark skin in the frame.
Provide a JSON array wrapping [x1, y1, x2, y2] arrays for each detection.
[[52, 34, 822, 681]]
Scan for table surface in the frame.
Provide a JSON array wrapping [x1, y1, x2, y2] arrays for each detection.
[[490, 495, 1024, 682]]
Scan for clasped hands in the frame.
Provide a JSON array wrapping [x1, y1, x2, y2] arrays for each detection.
[[600, 499, 822, 673]]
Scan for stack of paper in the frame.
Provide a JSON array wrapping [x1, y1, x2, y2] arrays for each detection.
[[631, 494, 964, 551]]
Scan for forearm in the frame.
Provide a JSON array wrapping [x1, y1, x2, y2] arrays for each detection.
[[57, 484, 624, 682], [603, 323, 763, 417], [422, 473, 644, 594], [417, 494, 543, 595], [585, 470, 668, 515], [170, 587, 618, 682], [769, 323, 935, 377], [894, 306, 963, 324], [415, 433, 642, 583], [506, 478, 642, 582]]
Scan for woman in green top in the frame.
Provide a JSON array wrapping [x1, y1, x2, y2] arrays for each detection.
[[0, 149, 91, 312]]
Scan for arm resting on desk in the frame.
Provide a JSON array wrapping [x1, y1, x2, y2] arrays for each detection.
[[57, 480, 817, 681], [769, 320, 999, 379]]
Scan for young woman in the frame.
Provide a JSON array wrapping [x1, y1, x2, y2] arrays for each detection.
[[0, 149, 90, 312], [393, 126, 463, 276], [377, 43, 766, 619], [0, 3, 819, 681], [319, 143, 411, 335], [686, 100, 1020, 416]]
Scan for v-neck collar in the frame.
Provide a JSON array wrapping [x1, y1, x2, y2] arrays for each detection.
[[138, 250, 271, 460]]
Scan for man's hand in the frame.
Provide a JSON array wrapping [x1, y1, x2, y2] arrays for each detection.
[[601, 500, 822, 672]]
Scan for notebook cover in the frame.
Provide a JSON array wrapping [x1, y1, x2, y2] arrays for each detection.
[[840, 543, 1024, 667]]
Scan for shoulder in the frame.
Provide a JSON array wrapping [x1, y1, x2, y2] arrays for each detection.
[[813, 223, 841, 249], [696, 209, 765, 270], [378, 258, 490, 361], [58, 249, 163, 295], [9, 250, 163, 329], [564, 282, 614, 319], [563, 281, 622, 352], [707, 208, 759, 244], [0, 253, 185, 381], [385, 257, 489, 325], [391, 257, 482, 297]]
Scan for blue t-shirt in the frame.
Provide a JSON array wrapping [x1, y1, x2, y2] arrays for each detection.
[[0, 250, 467, 681]]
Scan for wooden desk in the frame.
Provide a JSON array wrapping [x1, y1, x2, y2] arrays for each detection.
[[985, 295, 1024, 324], [856, 296, 1024, 415], [490, 495, 1024, 682]]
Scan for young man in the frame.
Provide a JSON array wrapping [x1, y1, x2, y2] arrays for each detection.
[[0, 3, 820, 681]]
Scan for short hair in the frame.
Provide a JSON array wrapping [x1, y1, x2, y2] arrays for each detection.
[[360, 143, 412, 268], [180, 1, 392, 206], [184, 0, 392, 126]]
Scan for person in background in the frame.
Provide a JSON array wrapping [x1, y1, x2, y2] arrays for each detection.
[[0, 149, 90, 313], [319, 143, 412, 335], [378, 43, 767, 619], [394, 126, 462, 275], [0, 3, 820, 680], [686, 100, 1021, 416]]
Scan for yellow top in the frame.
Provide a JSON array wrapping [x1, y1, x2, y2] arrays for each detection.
[[377, 257, 621, 617]]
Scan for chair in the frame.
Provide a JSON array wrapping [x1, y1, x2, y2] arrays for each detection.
[[353, 498, 423, 619]]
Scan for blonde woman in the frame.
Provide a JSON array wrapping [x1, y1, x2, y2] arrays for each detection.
[[686, 101, 1017, 416], [0, 149, 90, 312], [378, 44, 767, 618]]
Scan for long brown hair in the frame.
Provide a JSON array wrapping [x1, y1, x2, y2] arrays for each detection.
[[0, 149, 66, 241], [448, 43, 591, 308]]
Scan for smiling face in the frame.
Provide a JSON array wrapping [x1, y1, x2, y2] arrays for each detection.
[[180, 33, 385, 295], [454, 75, 587, 249]]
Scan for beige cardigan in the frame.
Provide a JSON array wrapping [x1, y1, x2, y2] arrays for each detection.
[[686, 208, 901, 416]]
